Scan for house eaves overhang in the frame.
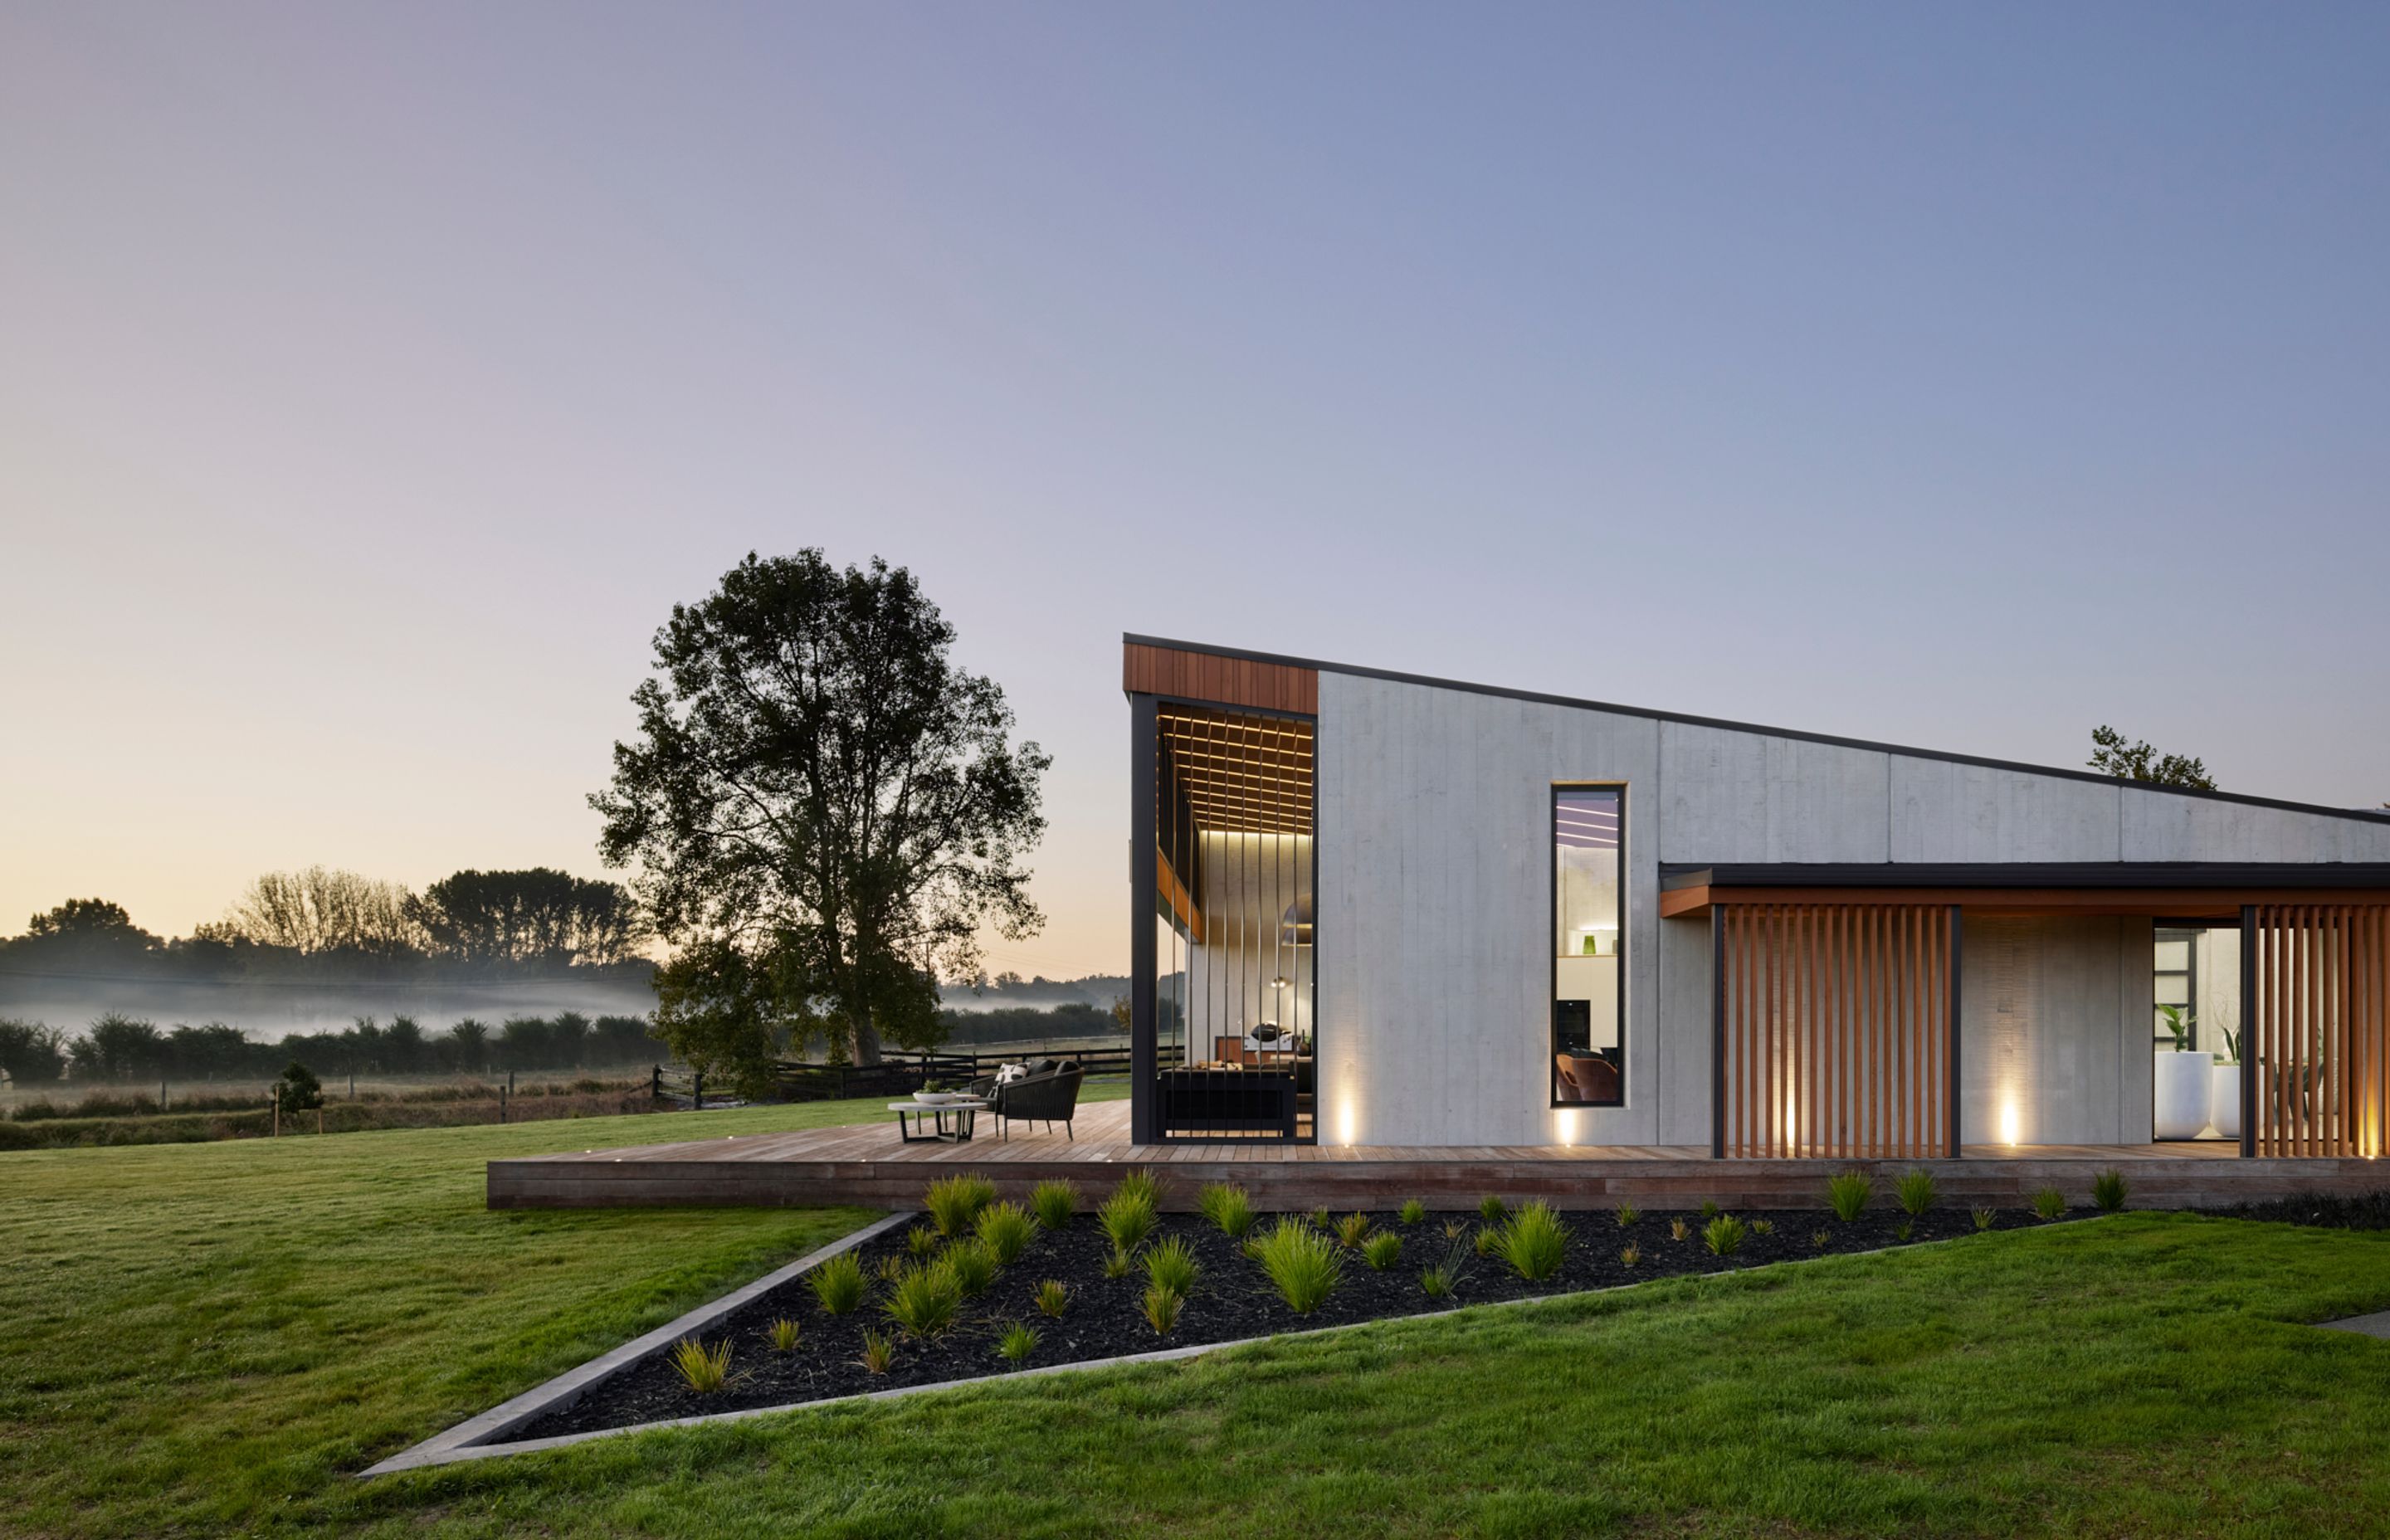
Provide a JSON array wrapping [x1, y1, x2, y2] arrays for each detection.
[[1657, 862, 2390, 919]]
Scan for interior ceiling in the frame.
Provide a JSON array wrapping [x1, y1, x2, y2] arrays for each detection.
[[1160, 705, 1314, 836]]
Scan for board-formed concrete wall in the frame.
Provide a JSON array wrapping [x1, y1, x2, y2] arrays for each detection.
[[1314, 668, 2388, 1148]]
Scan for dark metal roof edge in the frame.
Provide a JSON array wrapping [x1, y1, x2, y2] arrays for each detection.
[[1124, 633, 2390, 828], [1658, 862, 2390, 890]]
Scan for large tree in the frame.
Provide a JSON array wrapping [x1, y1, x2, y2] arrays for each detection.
[[592, 551, 1048, 1069], [2087, 725, 2217, 790]]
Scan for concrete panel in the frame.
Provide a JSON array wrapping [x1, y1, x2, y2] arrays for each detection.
[[1960, 915, 2144, 1146], [1890, 758, 2123, 862], [1654, 915, 1714, 1147], [1658, 723, 1891, 865], [2122, 788, 2390, 863], [1317, 671, 1661, 1148]]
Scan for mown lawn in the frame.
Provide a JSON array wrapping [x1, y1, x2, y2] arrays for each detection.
[[11, 1099, 2390, 1538]]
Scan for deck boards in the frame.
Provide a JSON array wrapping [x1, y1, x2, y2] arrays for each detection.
[[487, 1098, 2346, 1211]]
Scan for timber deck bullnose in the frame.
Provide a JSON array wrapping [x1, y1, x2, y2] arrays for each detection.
[[485, 1101, 2383, 1211]]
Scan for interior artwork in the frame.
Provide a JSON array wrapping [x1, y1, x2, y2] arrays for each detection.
[[1553, 785, 1624, 1106]]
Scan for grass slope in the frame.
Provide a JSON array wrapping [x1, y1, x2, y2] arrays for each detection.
[[11, 1100, 2390, 1538]]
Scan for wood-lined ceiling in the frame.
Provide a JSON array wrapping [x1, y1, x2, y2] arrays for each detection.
[[1159, 705, 1313, 836]]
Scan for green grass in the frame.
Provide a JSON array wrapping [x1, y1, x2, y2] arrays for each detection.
[[15, 1088, 2390, 1537]]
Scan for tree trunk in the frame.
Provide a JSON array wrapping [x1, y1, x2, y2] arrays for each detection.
[[849, 1008, 883, 1066]]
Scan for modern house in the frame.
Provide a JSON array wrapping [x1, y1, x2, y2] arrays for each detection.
[[1125, 636, 2390, 1162]]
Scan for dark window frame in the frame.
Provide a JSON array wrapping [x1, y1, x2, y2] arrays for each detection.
[[1549, 781, 1627, 1109]]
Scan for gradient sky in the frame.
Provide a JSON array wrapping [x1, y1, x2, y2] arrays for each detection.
[[5, 3, 2387, 977]]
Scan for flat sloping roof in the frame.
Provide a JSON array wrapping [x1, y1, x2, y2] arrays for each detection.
[[1125, 634, 2390, 829]]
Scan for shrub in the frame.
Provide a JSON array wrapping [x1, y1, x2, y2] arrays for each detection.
[[881, 1259, 963, 1338], [1420, 1265, 1453, 1299], [1144, 1235, 1200, 1296], [1827, 1170, 1873, 1221], [2092, 1168, 2129, 1212], [944, 1238, 998, 1297], [1698, 1200, 1721, 1221], [767, 1317, 801, 1352], [996, 1320, 1040, 1363], [1479, 1194, 1510, 1225], [859, 1329, 895, 1374], [1442, 1218, 1472, 1243], [907, 1223, 939, 1258], [1750, 1218, 1774, 1236], [1310, 1206, 1333, 1230], [1495, 1200, 1569, 1281], [1143, 1282, 1184, 1334], [1703, 1213, 1748, 1258], [1972, 1207, 1996, 1232], [975, 1201, 1035, 1265], [1362, 1231, 1402, 1270], [1669, 1218, 1692, 1243], [1097, 1186, 1158, 1255], [1101, 1247, 1133, 1279], [1896, 1168, 1938, 1216], [809, 1252, 867, 1315], [1035, 1279, 1070, 1317], [1613, 1201, 1640, 1228], [1029, 1178, 1079, 1231], [1812, 1229, 1831, 1250], [1334, 1211, 1373, 1249], [1116, 1167, 1164, 1211], [1398, 1198, 1427, 1226], [876, 1254, 909, 1284], [2032, 1187, 2066, 1221], [1473, 1226, 1500, 1258], [1894, 1218, 1914, 1242], [924, 1172, 998, 1236], [1256, 1219, 1344, 1313], [1619, 1243, 1640, 1268], [1197, 1182, 1255, 1239], [670, 1337, 731, 1393]]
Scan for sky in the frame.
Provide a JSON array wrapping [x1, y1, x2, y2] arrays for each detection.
[[4, 3, 2388, 978]]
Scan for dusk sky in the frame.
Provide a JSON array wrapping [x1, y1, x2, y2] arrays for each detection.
[[5, 4, 2387, 978]]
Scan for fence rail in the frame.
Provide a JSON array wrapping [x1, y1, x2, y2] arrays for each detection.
[[651, 1045, 1130, 1107]]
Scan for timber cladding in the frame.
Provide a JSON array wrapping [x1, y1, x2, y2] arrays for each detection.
[[1720, 903, 1956, 1160], [1124, 642, 1318, 715], [2251, 904, 2390, 1157]]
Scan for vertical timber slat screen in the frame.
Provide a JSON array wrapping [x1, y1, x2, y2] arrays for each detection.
[[2251, 904, 2390, 1158], [1719, 903, 1955, 1159]]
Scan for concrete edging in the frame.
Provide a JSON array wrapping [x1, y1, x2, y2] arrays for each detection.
[[361, 1211, 2112, 1476], [360, 1211, 913, 1476]]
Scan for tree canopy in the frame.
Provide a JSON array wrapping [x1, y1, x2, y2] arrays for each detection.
[[2087, 725, 2217, 790], [593, 550, 1048, 1072]]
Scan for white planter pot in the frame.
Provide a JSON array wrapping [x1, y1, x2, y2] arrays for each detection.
[[2154, 1051, 2212, 1140], [2210, 1062, 2242, 1141]]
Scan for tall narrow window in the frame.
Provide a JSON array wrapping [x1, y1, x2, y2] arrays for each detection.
[[1552, 785, 1624, 1107]]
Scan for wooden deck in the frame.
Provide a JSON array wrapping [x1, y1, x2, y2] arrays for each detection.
[[485, 1100, 2379, 1211]]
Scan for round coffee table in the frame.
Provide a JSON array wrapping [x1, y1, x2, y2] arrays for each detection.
[[890, 1099, 988, 1143]]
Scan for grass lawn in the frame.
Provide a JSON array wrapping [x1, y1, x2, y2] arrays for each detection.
[[10, 1098, 2390, 1540]]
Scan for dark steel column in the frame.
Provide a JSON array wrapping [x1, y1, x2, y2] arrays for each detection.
[[1710, 905, 1726, 1158], [1947, 904, 1963, 1158], [2240, 904, 2257, 1158], [1129, 693, 1158, 1145]]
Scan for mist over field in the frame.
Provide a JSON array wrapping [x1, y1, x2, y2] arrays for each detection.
[[0, 977, 659, 1047]]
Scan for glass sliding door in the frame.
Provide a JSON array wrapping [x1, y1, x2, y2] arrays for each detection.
[[1147, 703, 1315, 1141], [1552, 785, 1625, 1107]]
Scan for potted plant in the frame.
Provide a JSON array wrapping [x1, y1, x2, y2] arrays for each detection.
[[2153, 1005, 2211, 1139], [2210, 1021, 2242, 1141]]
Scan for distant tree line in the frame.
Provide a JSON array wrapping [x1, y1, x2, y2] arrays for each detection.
[[0, 867, 651, 987], [0, 1010, 659, 1088]]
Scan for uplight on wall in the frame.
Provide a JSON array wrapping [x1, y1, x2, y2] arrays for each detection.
[[1335, 1094, 1359, 1148], [1998, 1101, 2021, 1148], [1555, 1108, 1580, 1148]]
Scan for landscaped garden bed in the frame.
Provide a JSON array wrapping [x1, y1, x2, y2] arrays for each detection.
[[520, 1167, 2100, 1440]]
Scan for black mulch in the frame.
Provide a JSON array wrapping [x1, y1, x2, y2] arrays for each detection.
[[520, 1198, 2077, 1439], [2215, 1191, 2390, 1231]]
